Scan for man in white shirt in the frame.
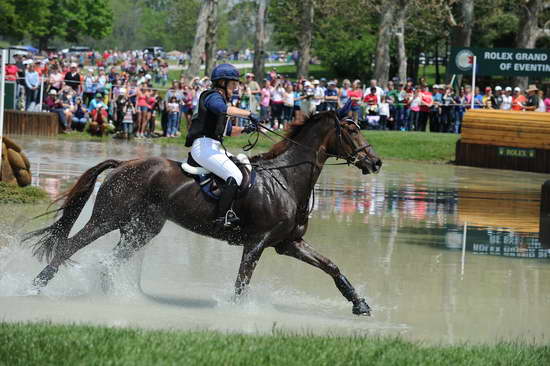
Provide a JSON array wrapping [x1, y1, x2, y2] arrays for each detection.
[[500, 87, 512, 110], [370, 79, 384, 99], [313, 80, 325, 112]]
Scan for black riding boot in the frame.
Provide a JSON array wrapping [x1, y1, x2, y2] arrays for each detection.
[[214, 177, 240, 228]]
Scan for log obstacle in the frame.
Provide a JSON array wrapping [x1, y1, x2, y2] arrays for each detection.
[[456, 109, 550, 174], [0, 136, 32, 187], [541, 181, 550, 249], [3, 110, 60, 136]]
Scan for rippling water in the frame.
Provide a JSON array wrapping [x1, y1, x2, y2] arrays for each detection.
[[1, 136, 549, 343]]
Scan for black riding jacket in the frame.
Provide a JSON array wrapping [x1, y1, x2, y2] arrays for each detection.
[[185, 89, 228, 147]]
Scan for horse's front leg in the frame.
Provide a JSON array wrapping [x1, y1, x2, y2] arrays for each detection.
[[234, 243, 265, 296], [276, 239, 371, 316]]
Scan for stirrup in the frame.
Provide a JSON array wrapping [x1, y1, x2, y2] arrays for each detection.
[[215, 209, 240, 228]]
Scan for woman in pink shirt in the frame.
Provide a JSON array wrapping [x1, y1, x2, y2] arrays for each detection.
[[260, 80, 271, 121], [347, 80, 363, 121]]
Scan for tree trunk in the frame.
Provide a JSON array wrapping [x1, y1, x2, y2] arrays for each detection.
[[435, 42, 440, 84], [253, 0, 268, 81], [514, 0, 545, 89], [451, 0, 474, 87], [204, 0, 219, 78], [297, 0, 314, 79], [186, 0, 210, 78], [395, 2, 408, 84], [373, 2, 397, 86]]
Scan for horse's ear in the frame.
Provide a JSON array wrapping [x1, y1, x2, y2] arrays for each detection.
[[337, 99, 352, 119]]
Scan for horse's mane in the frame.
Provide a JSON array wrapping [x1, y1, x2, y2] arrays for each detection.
[[251, 112, 328, 161]]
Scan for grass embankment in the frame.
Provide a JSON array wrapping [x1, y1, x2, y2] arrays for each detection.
[[1, 323, 548, 366], [59, 129, 458, 163], [0, 182, 49, 204]]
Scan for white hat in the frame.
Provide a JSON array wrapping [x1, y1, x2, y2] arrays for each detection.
[[23, 60, 33, 65], [119, 88, 127, 94], [49, 89, 57, 95], [304, 81, 312, 87], [70, 62, 77, 68], [505, 86, 512, 92], [88, 68, 94, 72], [312, 79, 320, 85], [495, 86, 502, 91], [514, 87, 521, 92], [145, 74, 152, 80]]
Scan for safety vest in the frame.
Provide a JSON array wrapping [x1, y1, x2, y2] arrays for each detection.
[[185, 89, 227, 147]]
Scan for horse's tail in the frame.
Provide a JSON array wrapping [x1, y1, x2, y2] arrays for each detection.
[[23, 159, 123, 263]]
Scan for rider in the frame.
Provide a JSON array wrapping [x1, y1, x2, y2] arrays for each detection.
[[185, 63, 259, 228]]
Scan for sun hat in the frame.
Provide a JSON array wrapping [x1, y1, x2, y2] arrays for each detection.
[[312, 80, 320, 85], [526, 84, 539, 93]]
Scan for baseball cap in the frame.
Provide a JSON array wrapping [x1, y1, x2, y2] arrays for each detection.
[[312, 80, 320, 85], [514, 87, 521, 92], [505, 87, 512, 92], [49, 89, 57, 95], [495, 86, 502, 91]]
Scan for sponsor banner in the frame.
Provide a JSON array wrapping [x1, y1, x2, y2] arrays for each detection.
[[497, 146, 536, 158], [448, 47, 550, 77]]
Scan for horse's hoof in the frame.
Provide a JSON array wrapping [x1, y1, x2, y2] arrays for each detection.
[[352, 298, 371, 316]]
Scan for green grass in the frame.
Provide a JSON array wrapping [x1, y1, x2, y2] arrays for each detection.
[[1, 322, 548, 366], [0, 182, 49, 204]]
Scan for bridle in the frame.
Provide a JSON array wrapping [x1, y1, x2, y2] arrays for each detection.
[[330, 115, 374, 166]]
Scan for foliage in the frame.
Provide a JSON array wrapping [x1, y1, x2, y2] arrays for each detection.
[[0, 0, 51, 42], [0, 182, 49, 204], [1, 322, 549, 365]]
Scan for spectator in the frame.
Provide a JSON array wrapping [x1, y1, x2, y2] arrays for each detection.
[[492, 86, 503, 109], [282, 84, 294, 126], [409, 88, 422, 131], [24, 61, 40, 111], [524, 85, 541, 112], [83, 68, 97, 105], [378, 95, 390, 130], [348, 80, 363, 121], [324, 81, 338, 111], [312, 80, 324, 112], [537, 90, 546, 112], [246, 73, 261, 114], [339, 79, 351, 107], [90, 106, 108, 136], [501, 87, 513, 110], [166, 96, 179, 137], [89, 92, 107, 112], [454, 87, 466, 134], [64, 63, 82, 94], [482, 87, 493, 108], [544, 89, 550, 112], [418, 85, 433, 132], [71, 97, 89, 132], [511, 87, 526, 111], [121, 98, 135, 139], [5, 62, 19, 81], [270, 79, 285, 128], [293, 82, 304, 123]]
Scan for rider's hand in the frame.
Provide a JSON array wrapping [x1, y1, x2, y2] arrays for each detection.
[[249, 113, 260, 126], [242, 123, 257, 134]]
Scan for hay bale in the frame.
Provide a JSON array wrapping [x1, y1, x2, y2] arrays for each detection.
[[1, 143, 17, 184], [20, 152, 31, 170], [15, 169, 32, 187], [3, 136, 22, 153], [7, 149, 26, 171]]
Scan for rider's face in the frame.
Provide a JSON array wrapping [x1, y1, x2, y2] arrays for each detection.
[[226, 80, 239, 91]]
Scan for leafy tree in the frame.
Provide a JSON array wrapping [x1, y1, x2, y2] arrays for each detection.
[[0, 0, 51, 43]]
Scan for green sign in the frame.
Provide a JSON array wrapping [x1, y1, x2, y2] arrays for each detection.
[[448, 47, 550, 77], [3, 81, 16, 110], [497, 147, 536, 158]]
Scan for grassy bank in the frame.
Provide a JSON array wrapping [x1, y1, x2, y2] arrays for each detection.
[[0, 182, 49, 204], [1, 323, 548, 366], [58, 129, 458, 163]]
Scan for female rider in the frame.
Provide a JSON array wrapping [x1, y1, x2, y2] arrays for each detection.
[[185, 64, 259, 228]]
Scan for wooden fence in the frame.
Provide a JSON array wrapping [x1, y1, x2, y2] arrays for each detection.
[[456, 109, 550, 174], [3, 110, 60, 136]]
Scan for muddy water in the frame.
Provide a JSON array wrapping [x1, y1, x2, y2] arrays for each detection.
[[1, 136, 549, 344]]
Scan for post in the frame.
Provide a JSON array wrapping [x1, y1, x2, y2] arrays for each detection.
[[38, 76, 44, 112], [540, 181, 550, 249], [461, 221, 467, 278], [470, 56, 476, 109], [0, 49, 7, 173]]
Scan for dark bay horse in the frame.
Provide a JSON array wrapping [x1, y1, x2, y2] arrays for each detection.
[[24, 111, 382, 315]]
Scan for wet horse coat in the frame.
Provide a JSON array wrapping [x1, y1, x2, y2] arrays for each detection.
[[25, 111, 382, 315]]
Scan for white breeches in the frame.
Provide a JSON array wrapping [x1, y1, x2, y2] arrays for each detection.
[[190, 137, 243, 185]]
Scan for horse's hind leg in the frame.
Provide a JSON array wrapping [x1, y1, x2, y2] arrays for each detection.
[[276, 239, 371, 316], [100, 218, 165, 292], [33, 218, 118, 289]]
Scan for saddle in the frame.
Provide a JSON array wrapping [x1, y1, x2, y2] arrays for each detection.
[[181, 153, 256, 200]]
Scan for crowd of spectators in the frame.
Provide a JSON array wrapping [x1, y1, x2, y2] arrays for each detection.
[[4, 49, 549, 138]]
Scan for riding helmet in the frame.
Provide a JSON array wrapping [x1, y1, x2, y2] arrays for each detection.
[[211, 64, 241, 81]]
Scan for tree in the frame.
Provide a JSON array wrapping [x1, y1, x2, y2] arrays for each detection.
[[297, 0, 315, 78], [253, 0, 269, 80], [204, 0, 219, 77], [25, 0, 113, 50], [186, 0, 210, 78], [514, 0, 550, 88], [373, 1, 398, 86], [0, 0, 51, 43], [395, 1, 410, 84]]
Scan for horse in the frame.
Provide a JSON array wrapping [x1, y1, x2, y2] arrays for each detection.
[[24, 110, 382, 316]]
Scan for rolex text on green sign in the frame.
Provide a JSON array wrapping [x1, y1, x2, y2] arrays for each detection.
[[497, 147, 536, 158], [448, 47, 550, 77]]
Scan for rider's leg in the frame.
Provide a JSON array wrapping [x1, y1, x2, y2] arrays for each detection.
[[191, 137, 243, 226]]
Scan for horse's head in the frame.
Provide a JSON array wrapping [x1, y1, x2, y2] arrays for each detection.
[[326, 112, 382, 175]]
